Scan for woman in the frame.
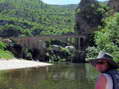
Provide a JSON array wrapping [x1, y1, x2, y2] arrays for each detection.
[[90, 51, 119, 89]]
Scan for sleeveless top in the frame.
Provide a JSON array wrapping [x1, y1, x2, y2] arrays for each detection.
[[103, 73, 113, 89], [105, 70, 119, 89]]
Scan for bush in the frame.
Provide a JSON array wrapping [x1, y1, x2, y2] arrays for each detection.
[[0, 49, 14, 59], [0, 41, 14, 59], [86, 47, 99, 60], [0, 41, 7, 50]]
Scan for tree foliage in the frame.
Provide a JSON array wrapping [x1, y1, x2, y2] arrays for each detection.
[[87, 13, 119, 62], [95, 13, 119, 62]]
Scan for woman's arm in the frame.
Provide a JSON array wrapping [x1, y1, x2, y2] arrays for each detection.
[[95, 74, 107, 89]]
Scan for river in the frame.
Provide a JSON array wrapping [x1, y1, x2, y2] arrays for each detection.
[[0, 63, 99, 89]]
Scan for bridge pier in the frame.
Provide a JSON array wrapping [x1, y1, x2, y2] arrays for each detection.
[[73, 36, 88, 63]]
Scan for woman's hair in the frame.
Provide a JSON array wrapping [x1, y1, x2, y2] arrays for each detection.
[[108, 62, 118, 70]]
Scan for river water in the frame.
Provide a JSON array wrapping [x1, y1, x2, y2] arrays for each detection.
[[0, 63, 99, 89]]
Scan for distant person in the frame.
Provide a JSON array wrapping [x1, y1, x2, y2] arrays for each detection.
[[90, 51, 119, 89]]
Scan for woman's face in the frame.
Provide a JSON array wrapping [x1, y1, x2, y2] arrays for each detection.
[[95, 59, 110, 73]]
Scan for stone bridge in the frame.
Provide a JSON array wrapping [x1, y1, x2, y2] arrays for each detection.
[[10, 34, 86, 50]]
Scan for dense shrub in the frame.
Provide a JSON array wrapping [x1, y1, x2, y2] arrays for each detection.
[[86, 13, 119, 62], [0, 49, 14, 59], [0, 41, 14, 59], [0, 41, 7, 50]]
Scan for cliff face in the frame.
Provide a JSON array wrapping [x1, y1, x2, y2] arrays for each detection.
[[75, 0, 102, 35], [108, 0, 119, 12]]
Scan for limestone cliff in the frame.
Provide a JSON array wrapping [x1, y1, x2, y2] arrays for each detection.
[[75, 0, 102, 35], [108, 0, 119, 12]]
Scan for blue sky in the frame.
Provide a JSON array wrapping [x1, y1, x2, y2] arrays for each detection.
[[42, 0, 108, 5]]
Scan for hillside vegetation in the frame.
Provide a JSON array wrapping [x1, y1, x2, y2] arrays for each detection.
[[0, 0, 76, 37]]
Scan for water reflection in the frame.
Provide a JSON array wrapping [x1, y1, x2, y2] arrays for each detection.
[[0, 63, 98, 89]]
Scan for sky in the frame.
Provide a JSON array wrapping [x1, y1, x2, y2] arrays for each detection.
[[42, 0, 108, 5]]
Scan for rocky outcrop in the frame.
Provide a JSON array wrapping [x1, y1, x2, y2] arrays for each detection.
[[75, 0, 101, 35], [108, 0, 119, 12]]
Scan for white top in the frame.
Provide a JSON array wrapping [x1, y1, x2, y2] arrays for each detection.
[[103, 73, 113, 89]]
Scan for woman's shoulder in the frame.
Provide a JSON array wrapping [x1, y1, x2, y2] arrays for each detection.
[[95, 74, 107, 89], [98, 73, 108, 80], [97, 74, 107, 84], [102, 73, 112, 78], [101, 73, 112, 82]]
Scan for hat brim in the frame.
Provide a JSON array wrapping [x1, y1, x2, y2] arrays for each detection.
[[88, 58, 119, 69]]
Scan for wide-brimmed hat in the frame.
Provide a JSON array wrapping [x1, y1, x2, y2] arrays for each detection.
[[90, 51, 119, 68]]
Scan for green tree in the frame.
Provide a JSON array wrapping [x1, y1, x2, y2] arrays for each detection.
[[94, 13, 119, 62]]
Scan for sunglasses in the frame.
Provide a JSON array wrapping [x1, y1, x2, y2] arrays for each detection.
[[96, 61, 107, 64]]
